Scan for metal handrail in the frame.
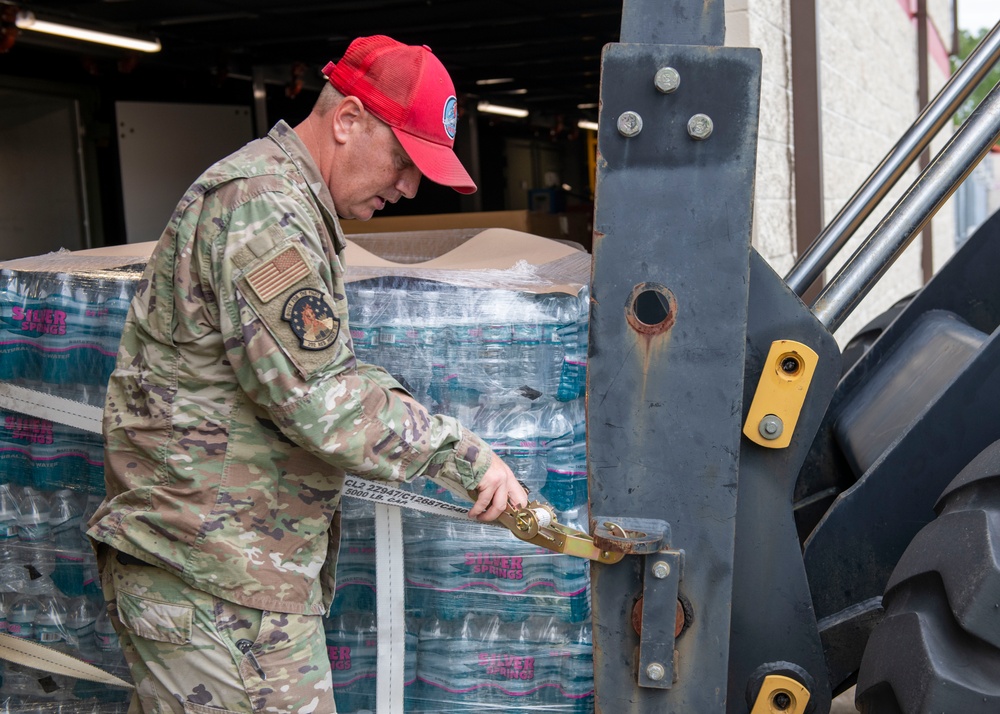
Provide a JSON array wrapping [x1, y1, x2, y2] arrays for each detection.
[[811, 74, 1000, 332], [785, 20, 1000, 296]]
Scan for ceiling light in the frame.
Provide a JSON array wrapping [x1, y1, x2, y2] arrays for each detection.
[[477, 101, 528, 118], [476, 77, 514, 86], [577, 103, 599, 109], [578, 120, 599, 132], [15, 11, 162, 53]]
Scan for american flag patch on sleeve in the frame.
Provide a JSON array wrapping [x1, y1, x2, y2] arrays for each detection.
[[245, 245, 312, 303]]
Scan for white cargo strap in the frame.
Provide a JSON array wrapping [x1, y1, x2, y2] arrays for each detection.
[[0, 382, 106, 433], [0, 382, 479, 521], [0, 632, 134, 689], [0, 383, 485, 711], [374, 504, 406, 714]]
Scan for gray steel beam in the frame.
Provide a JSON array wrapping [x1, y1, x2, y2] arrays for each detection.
[[588, 38, 762, 712]]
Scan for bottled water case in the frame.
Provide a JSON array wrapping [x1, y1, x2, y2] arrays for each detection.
[[0, 234, 595, 714]]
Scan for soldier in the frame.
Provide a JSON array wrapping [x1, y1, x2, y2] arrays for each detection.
[[88, 35, 529, 713]]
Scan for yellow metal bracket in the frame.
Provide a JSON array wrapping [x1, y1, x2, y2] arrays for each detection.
[[749, 674, 812, 714], [486, 497, 625, 564], [743, 340, 818, 449]]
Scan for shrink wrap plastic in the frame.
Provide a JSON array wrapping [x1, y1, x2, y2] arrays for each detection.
[[0, 232, 595, 713]]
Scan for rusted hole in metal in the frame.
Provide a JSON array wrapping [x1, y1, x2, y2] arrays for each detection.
[[626, 283, 676, 335], [630, 597, 687, 639]]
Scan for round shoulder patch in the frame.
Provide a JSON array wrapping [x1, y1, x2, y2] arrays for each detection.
[[281, 288, 340, 350], [442, 96, 458, 140]]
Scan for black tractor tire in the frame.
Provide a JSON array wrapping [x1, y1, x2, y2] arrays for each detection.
[[839, 292, 915, 378], [855, 439, 1000, 713]]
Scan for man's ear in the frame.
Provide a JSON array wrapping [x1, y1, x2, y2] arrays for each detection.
[[331, 96, 365, 144]]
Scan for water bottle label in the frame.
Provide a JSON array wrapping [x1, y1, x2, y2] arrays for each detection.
[[513, 324, 542, 342], [96, 631, 119, 651], [478, 653, 535, 681], [482, 325, 511, 343], [8, 622, 33, 638], [10, 306, 68, 335], [0, 523, 18, 539], [462, 553, 526, 581], [19, 522, 51, 542], [36, 627, 63, 644], [328, 645, 353, 671], [4, 414, 54, 444]]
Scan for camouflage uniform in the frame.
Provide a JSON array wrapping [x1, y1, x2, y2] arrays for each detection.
[[88, 121, 492, 712]]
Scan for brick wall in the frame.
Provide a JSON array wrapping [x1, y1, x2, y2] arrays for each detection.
[[728, 0, 956, 345]]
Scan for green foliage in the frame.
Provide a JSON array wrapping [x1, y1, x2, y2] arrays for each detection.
[[952, 27, 1000, 125]]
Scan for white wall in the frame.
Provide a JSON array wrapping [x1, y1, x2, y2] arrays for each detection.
[[116, 102, 253, 243], [0, 92, 85, 261], [728, 0, 957, 345]]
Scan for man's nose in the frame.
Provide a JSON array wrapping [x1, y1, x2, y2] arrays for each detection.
[[397, 167, 421, 200]]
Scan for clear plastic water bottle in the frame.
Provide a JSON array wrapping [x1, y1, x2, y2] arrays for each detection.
[[328, 611, 377, 713], [557, 324, 588, 402], [50, 489, 86, 598], [379, 324, 423, 399], [33, 591, 69, 646], [2, 268, 45, 382], [39, 272, 89, 386], [65, 595, 100, 654], [563, 621, 595, 713], [17, 487, 55, 582], [551, 508, 591, 623], [542, 442, 588, 512], [511, 321, 544, 395], [6, 592, 37, 640], [458, 613, 501, 709], [489, 616, 549, 710], [0, 483, 20, 544], [448, 323, 482, 396], [94, 605, 120, 661], [0, 411, 37, 487], [413, 615, 448, 712], [330, 500, 376, 617], [479, 323, 513, 394], [0, 268, 22, 381]]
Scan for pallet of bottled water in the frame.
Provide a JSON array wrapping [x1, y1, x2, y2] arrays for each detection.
[[327, 271, 594, 714], [0, 242, 594, 713], [0, 253, 141, 712]]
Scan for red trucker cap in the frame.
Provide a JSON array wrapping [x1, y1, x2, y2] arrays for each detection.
[[322, 35, 477, 194]]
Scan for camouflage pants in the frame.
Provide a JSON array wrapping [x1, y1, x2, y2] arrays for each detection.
[[101, 553, 337, 714]]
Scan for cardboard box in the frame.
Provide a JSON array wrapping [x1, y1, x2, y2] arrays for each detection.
[[342, 209, 593, 251]]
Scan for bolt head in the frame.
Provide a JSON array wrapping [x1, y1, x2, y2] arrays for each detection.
[[758, 414, 784, 440], [646, 662, 666, 681], [654, 66, 681, 94], [617, 111, 643, 137], [781, 357, 800, 374], [687, 113, 714, 140], [652, 561, 670, 579], [772, 691, 793, 711]]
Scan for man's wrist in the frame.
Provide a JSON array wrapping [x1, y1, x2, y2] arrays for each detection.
[[455, 427, 493, 491]]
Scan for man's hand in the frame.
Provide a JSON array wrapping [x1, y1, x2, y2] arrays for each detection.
[[469, 452, 529, 522]]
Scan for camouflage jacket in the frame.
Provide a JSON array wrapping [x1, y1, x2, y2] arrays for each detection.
[[87, 121, 492, 615]]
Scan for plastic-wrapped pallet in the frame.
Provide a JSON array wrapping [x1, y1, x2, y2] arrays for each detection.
[[0, 229, 595, 714], [0, 248, 143, 712], [327, 229, 594, 714]]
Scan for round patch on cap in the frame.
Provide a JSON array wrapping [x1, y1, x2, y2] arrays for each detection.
[[281, 288, 340, 350], [442, 96, 458, 140]]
